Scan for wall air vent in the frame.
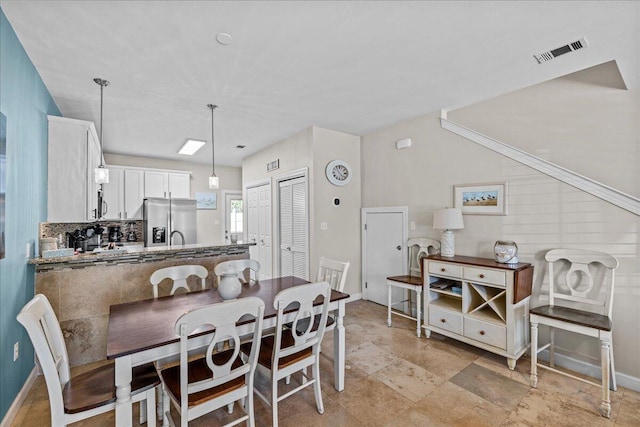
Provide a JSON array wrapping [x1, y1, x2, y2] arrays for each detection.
[[534, 37, 589, 64]]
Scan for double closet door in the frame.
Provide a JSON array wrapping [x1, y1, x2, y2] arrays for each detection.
[[246, 184, 272, 280], [278, 176, 309, 280]]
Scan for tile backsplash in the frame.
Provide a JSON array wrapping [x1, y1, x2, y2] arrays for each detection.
[[40, 220, 144, 247]]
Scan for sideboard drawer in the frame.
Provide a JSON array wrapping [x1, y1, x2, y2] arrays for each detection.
[[463, 266, 506, 287], [428, 306, 463, 335], [429, 262, 462, 278], [464, 317, 506, 349]]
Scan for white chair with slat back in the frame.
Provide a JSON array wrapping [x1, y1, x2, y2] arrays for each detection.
[[159, 297, 265, 427], [316, 257, 350, 292], [530, 248, 619, 418], [150, 265, 209, 298], [17, 294, 160, 426], [240, 282, 332, 427]]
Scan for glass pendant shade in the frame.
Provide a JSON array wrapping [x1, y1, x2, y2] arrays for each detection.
[[95, 166, 110, 184], [209, 175, 219, 189]]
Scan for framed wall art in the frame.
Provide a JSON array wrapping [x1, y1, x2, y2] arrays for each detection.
[[195, 192, 217, 210], [454, 182, 507, 215]]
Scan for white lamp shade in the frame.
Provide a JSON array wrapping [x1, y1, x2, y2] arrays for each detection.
[[94, 166, 110, 184], [433, 208, 464, 230], [208, 175, 219, 189]]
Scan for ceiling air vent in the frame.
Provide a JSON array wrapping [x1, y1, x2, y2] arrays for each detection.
[[534, 37, 589, 64]]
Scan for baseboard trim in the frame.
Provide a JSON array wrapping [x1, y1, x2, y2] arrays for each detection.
[[539, 349, 640, 392], [346, 293, 362, 303], [1, 368, 37, 427]]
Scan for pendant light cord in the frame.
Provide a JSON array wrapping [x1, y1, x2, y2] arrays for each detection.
[[208, 104, 218, 175], [94, 78, 109, 167]]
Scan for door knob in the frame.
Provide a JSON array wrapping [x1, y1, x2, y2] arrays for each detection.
[[396, 245, 401, 250]]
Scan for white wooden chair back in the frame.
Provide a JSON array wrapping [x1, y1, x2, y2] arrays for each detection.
[[545, 248, 618, 317], [150, 264, 208, 298], [273, 282, 332, 361], [17, 294, 70, 424], [316, 257, 350, 292], [408, 238, 440, 276], [214, 259, 261, 284], [174, 297, 265, 422]]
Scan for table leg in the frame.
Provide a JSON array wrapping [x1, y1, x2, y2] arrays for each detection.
[[416, 287, 422, 338], [387, 282, 392, 327], [115, 355, 133, 427], [334, 300, 346, 391]]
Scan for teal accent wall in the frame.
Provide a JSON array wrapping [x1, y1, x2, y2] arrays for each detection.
[[0, 8, 61, 420]]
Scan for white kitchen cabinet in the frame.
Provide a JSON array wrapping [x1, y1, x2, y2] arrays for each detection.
[[102, 167, 145, 220], [123, 169, 145, 219], [424, 255, 533, 370], [47, 116, 102, 222], [144, 170, 190, 199], [101, 167, 124, 220]]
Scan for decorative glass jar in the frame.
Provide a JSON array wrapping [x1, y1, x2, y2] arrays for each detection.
[[494, 240, 518, 264]]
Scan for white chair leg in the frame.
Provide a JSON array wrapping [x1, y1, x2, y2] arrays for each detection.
[[272, 378, 279, 427], [156, 386, 163, 422], [312, 359, 324, 415], [285, 374, 291, 385], [609, 339, 617, 391], [549, 327, 555, 368], [530, 320, 538, 387], [140, 399, 147, 425], [146, 387, 157, 427], [162, 388, 170, 427], [227, 403, 234, 414], [600, 339, 611, 418]]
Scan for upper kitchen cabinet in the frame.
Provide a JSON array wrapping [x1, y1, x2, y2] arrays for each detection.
[[144, 170, 190, 199], [102, 167, 145, 220], [47, 116, 102, 222]]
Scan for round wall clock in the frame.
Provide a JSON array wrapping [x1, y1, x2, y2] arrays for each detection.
[[325, 160, 352, 186]]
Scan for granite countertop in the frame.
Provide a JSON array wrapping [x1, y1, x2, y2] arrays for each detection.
[[29, 242, 254, 265]]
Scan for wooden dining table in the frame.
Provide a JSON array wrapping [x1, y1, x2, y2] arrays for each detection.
[[106, 276, 349, 427]]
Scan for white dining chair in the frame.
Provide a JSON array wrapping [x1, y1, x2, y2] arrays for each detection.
[[316, 257, 350, 292], [159, 297, 265, 427], [240, 281, 332, 427], [17, 294, 160, 426], [530, 248, 619, 418], [214, 259, 261, 285], [150, 265, 209, 298]]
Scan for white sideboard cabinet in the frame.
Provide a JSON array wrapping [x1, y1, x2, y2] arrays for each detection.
[[47, 116, 102, 222], [423, 255, 533, 369]]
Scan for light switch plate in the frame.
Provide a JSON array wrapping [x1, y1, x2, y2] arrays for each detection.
[[410, 221, 416, 230]]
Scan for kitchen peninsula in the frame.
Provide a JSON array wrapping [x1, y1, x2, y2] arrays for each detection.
[[29, 243, 252, 366]]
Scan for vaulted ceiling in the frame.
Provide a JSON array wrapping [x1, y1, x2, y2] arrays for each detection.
[[2, 1, 638, 166]]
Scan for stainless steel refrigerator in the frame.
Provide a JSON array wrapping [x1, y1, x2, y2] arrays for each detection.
[[143, 198, 197, 247]]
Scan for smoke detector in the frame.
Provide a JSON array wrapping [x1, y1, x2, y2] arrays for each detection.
[[216, 33, 233, 46], [534, 37, 589, 64]]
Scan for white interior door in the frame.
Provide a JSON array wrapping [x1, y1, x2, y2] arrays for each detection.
[[246, 183, 272, 279], [224, 191, 243, 244], [279, 176, 308, 280], [362, 208, 407, 306]]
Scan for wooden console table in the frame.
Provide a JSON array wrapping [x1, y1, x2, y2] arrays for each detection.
[[423, 255, 533, 369]]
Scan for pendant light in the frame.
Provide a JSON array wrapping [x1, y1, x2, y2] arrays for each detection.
[[207, 104, 219, 189], [94, 78, 110, 184]]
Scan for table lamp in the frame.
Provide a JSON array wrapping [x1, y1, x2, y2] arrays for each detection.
[[433, 208, 464, 257]]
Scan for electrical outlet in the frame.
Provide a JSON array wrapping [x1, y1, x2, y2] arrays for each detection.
[[14, 342, 19, 361], [25, 242, 32, 258], [410, 221, 416, 231], [320, 222, 328, 230]]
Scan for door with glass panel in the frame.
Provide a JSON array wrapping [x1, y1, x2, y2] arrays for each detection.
[[224, 192, 243, 245]]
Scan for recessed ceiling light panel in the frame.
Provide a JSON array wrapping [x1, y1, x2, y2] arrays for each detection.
[[178, 139, 206, 155]]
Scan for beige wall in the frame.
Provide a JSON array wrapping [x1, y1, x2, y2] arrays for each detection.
[[361, 76, 640, 379], [105, 153, 242, 244], [241, 127, 362, 295], [312, 127, 361, 295]]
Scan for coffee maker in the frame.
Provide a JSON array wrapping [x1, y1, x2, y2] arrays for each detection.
[[108, 226, 123, 243]]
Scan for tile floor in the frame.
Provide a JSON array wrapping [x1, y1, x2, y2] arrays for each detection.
[[11, 300, 640, 426]]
